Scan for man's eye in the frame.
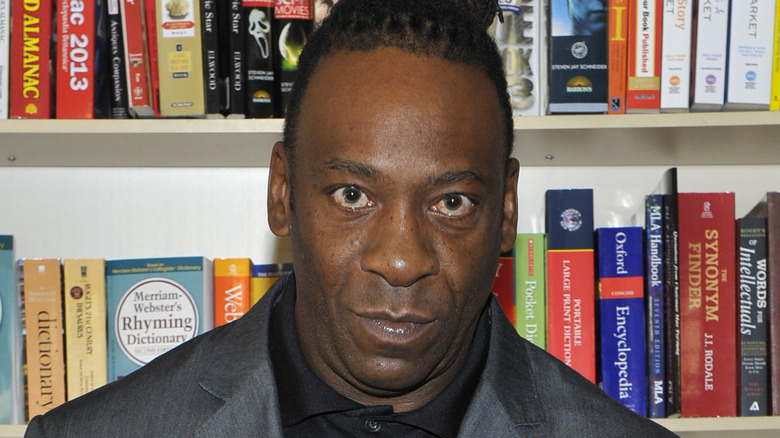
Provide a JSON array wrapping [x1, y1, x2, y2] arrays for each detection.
[[432, 194, 474, 217], [332, 186, 372, 209]]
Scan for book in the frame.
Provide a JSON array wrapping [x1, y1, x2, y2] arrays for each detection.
[[678, 192, 737, 418], [274, 0, 314, 115], [9, 0, 54, 118], [771, 0, 780, 110], [736, 210, 769, 416], [250, 262, 292, 305], [724, 0, 777, 110], [106, 256, 213, 381], [0, 0, 9, 118], [107, 0, 130, 118], [608, 0, 629, 114], [56, 0, 97, 118], [545, 188, 596, 382], [153, 0, 206, 117], [492, 249, 515, 326], [244, 0, 276, 118], [0, 236, 24, 424], [645, 194, 666, 418], [763, 192, 780, 414], [201, 0, 224, 118], [597, 226, 647, 416], [21, 259, 66, 420], [491, 0, 547, 116], [63, 259, 108, 401], [214, 258, 252, 326], [626, 0, 662, 112], [548, 0, 608, 113], [514, 233, 546, 349], [224, 0, 246, 118], [690, 0, 731, 111], [660, 0, 693, 112], [144, 0, 160, 116], [120, 0, 155, 117], [94, 0, 114, 118]]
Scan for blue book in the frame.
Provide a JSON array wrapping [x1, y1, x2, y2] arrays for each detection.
[[107, 257, 213, 381], [644, 194, 666, 418], [597, 227, 647, 415], [0, 236, 24, 424]]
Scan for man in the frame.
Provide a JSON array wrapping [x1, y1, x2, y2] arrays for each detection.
[[26, 0, 676, 436]]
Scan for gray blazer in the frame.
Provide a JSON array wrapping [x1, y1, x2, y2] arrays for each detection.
[[26, 274, 677, 437]]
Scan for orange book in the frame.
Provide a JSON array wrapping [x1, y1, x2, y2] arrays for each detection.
[[213, 258, 252, 326], [21, 259, 66, 420], [608, 0, 629, 114]]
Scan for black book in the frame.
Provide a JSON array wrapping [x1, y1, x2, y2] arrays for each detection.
[[220, 0, 246, 118], [106, 0, 129, 118], [273, 0, 314, 116], [244, 1, 275, 118], [202, 0, 225, 118]]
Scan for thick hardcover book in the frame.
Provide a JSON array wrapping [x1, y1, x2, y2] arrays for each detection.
[[772, 1, 780, 110], [274, 0, 313, 115], [21, 259, 66, 420], [645, 194, 666, 417], [120, 0, 155, 117], [107, 257, 214, 381], [548, 0, 608, 113], [214, 258, 252, 326], [9, 0, 53, 118], [736, 213, 769, 416], [201, 0, 224, 118], [660, 0, 693, 112], [0, 0, 9, 118], [608, 0, 628, 114], [597, 227, 647, 416], [491, 0, 547, 116], [63, 259, 108, 401], [678, 192, 737, 418], [107, 0, 130, 118], [153, 0, 206, 116], [724, 0, 777, 110], [0, 236, 24, 424], [515, 233, 546, 349], [244, 0, 275, 118], [763, 192, 780, 414], [626, 0, 662, 112], [493, 249, 516, 326], [690, 0, 731, 111], [56, 0, 97, 118], [250, 262, 293, 305], [545, 188, 596, 382]]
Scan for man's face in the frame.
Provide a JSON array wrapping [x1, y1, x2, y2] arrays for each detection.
[[268, 47, 519, 411], [568, 0, 607, 35]]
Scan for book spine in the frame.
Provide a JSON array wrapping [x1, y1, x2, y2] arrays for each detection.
[[107, 0, 130, 118], [598, 226, 647, 416], [244, 0, 275, 118], [9, 0, 53, 118], [545, 188, 596, 382], [608, 0, 629, 114], [724, 0, 776, 109], [645, 194, 666, 417], [678, 192, 737, 417], [250, 262, 292, 305], [154, 0, 206, 117], [765, 192, 780, 414], [690, 0, 730, 111], [737, 216, 769, 415], [120, 0, 154, 116], [21, 259, 65, 420], [660, 0, 693, 112], [771, 0, 780, 110], [515, 233, 546, 349], [201, 0, 223, 117], [626, 0, 662, 112], [274, 0, 313, 116], [0, 236, 24, 424], [63, 259, 108, 401], [226, 0, 246, 118], [144, 0, 160, 116], [492, 249, 516, 326], [213, 258, 252, 326], [0, 0, 9, 118], [56, 0, 97, 118]]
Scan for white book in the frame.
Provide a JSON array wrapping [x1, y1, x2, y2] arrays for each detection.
[[0, 0, 9, 118], [724, 0, 778, 110], [690, 0, 731, 111], [660, 0, 693, 112]]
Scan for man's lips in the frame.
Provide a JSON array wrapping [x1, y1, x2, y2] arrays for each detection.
[[356, 311, 435, 345]]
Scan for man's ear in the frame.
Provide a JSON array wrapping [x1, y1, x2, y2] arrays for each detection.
[[267, 141, 292, 237], [500, 158, 520, 253]]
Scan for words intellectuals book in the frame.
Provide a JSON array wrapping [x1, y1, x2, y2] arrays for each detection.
[[597, 226, 647, 416], [678, 192, 737, 418], [214, 258, 252, 326], [0, 236, 24, 424], [545, 188, 596, 382], [514, 233, 546, 348], [107, 257, 213, 381]]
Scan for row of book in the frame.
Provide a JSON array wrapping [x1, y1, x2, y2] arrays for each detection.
[[491, 170, 780, 419], [0, 251, 291, 424], [0, 0, 327, 119]]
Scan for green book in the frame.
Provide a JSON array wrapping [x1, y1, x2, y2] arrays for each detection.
[[514, 233, 546, 349]]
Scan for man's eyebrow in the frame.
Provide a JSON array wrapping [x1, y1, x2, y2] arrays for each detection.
[[323, 158, 380, 178], [430, 170, 486, 186], [322, 158, 486, 186]]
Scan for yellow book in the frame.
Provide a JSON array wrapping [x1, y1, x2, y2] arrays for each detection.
[[250, 263, 293, 305], [63, 259, 108, 401], [21, 259, 66, 420], [771, 0, 780, 110]]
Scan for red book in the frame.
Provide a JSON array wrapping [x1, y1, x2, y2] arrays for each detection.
[[56, 0, 96, 118], [144, 0, 160, 116], [121, 0, 155, 117], [626, 0, 662, 112], [678, 192, 737, 417], [9, 0, 53, 118], [608, 0, 629, 114], [492, 250, 515, 326]]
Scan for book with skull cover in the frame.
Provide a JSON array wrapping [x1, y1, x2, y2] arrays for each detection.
[[244, 1, 275, 118]]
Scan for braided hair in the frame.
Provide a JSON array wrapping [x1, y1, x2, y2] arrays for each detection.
[[282, 0, 513, 165]]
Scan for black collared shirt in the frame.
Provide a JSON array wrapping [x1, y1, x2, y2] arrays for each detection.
[[269, 283, 490, 438]]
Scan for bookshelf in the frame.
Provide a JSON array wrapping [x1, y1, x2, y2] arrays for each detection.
[[1, 113, 780, 435]]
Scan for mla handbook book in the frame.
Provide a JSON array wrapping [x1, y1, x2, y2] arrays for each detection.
[[107, 257, 213, 381], [0, 236, 24, 424]]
